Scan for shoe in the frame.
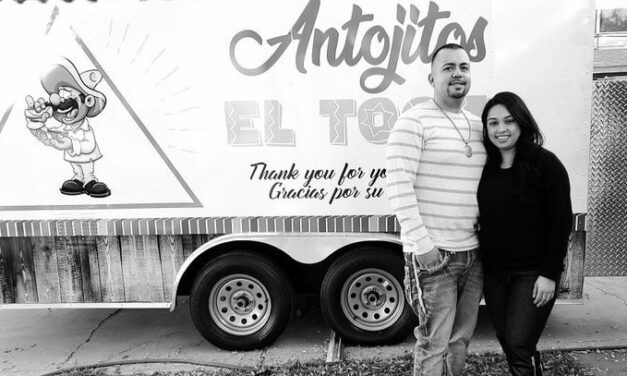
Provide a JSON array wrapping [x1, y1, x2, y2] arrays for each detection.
[[84, 180, 111, 198], [60, 179, 84, 195]]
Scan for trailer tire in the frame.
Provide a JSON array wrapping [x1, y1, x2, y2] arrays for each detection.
[[189, 251, 292, 351], [320, 247, 416, 345]]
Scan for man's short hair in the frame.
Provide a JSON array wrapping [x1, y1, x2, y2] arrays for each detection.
[[431, 43, 467, 65]]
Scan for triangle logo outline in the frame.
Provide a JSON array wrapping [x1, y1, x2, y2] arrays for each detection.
[[0, 29, 202, 211]]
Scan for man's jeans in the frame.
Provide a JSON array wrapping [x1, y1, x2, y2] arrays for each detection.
[[483, 269, 557, 376], [403, 249, 483, 376]]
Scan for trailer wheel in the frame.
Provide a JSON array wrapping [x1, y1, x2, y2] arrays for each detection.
[[189, 252, 292, 351], [320, 247, 416, 345]]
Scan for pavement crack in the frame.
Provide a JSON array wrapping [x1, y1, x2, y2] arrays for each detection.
[[588, 282, 627, 308], [59, 309, 121, 368]]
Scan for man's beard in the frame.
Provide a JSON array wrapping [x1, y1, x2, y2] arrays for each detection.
[[447, 87, 467, 99]]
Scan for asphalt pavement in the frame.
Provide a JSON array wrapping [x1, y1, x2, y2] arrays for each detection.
[[1, 277, 625, 376]]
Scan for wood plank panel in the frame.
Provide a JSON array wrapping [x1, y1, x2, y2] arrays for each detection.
[[181, 235, 209, 260], [32, 237, 61, 303], [0, 239, 15, 303], [96, 236, 125, 302], [158, 235, 185, 301], [77, 237, 101, 302], [120, 236, 165, 302], [6, 238, 38, 303], [568, 232, 585, 298], [558, 232, 585, 300], [55, 237, 83, 303]]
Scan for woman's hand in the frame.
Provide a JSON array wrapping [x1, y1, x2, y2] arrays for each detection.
[[532, 276, 556, 307]]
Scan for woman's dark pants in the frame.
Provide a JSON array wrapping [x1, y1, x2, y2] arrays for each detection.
[[483, 269, 557, 376]]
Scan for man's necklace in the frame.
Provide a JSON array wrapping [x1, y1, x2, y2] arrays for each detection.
[[434, 100, 473, 158]]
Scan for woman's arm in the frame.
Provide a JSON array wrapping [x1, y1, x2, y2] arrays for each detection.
[[539, 150, 573, 282]]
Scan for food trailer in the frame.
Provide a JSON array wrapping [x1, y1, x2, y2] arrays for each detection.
[[0, 0, 592, 350]]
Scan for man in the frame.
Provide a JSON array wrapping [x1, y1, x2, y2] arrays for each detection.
[[24, 58, 111, 197], [385, 43, 486, 375]]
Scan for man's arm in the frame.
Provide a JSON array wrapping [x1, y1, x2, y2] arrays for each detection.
[[385, 117, 435, 255], [80, 127, 96, 154], [63, 123, 97, 157]]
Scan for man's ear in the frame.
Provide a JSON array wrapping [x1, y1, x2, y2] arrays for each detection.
[[85, 95, 95, 108], [428, 74, 434, 87]]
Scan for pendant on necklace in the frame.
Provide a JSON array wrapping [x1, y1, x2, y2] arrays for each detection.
[[465, 145, 473, 158]]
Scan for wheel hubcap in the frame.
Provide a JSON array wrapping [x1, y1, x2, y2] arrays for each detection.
[[340, 268, 404, 331], [362, 286, 385, 309], [209, 274, 271, 336]]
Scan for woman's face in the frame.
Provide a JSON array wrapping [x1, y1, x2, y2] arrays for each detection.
[[486, 104, 521, 152]]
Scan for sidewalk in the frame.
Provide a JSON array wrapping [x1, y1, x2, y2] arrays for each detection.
[[345, 277, 627, 359], [476, 277, 627, 351], [0, 277, 625, 376]]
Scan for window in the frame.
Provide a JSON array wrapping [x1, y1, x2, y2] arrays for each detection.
[[596, 8, 627, 49], [598, 9, 627, 33]]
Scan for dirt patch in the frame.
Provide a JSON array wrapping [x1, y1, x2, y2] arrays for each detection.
[[570, 349, 627, 376], [53, 350, 604, 376]]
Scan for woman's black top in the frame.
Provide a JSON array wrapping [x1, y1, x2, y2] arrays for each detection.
[[477, 147, 573, 282]]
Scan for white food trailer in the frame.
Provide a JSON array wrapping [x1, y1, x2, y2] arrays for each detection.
[[0, 0, 592, 350]]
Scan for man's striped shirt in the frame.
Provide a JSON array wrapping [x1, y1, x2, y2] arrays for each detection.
[[385, 99, 486, 255]]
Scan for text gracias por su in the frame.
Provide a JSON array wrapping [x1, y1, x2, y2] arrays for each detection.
[[228, 0, 487, 204]]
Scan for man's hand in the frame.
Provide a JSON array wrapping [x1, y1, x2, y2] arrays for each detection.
[[415, 247, 443, 270], [532, 276, 556, 307], [24, 95, 51, 127]]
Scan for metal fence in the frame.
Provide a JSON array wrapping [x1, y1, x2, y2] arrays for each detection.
[[587, 79, 627, 276]]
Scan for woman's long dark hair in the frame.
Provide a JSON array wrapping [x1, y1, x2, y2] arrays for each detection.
[[481, 92, 545, 195]]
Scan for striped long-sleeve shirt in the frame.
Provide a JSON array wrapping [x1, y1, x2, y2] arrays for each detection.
[[385, 99, 486, 255]]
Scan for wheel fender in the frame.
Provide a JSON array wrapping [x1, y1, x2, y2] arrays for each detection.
[[170, 232, 401, 310]]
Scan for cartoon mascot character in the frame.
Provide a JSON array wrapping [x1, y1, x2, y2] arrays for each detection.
[[24, 58, 110, 197]]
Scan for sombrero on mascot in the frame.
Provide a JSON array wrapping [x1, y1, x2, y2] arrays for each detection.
[[41, 57, 106, 117]]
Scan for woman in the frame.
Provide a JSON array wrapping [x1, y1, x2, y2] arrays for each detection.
[[477, 92, 572, 376]]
